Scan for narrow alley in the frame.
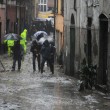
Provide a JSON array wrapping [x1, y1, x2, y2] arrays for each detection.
[[0, 42, 110, 110]]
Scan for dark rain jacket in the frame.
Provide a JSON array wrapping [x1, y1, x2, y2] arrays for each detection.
[[40, 40, 51, 59], [30, 41, 41, 56], [12, 41, 24, 59]]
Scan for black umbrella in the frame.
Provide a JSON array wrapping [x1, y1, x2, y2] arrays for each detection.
[[4, 33, 21, 40], [38, 36, 54, 45], [32, 31, 48, 40]]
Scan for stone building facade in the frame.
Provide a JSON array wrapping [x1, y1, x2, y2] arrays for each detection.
[[0, 0, 36, 53], [0, 3, 5, 44], [64, 0, 110, 92]]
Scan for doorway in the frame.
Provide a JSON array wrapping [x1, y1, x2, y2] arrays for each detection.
[[0, 22, 1, 53], [70, 14, 75, 76], [87, 17, 92, 65], [98, 14, 108, 85]]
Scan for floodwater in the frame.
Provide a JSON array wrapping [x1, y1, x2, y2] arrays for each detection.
[[0, 42, 110, 110]]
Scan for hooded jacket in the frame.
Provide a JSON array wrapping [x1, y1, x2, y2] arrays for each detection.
[[40, 40, 51, 59]]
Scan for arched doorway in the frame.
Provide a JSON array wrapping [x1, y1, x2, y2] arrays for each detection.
[[0, 22, 1, 53], [70, 14, 75, 76], [87, 17, 92, 66], [98, 14, 108, 85]]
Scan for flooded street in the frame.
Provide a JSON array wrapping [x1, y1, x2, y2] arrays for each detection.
[[0, 42, 110, 110]]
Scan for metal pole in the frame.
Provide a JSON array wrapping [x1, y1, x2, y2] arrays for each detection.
[[19, 0, 21, 33], [6, 0, 7, 34], [16, 0, 17, 34], [54, 0, 56, 40]]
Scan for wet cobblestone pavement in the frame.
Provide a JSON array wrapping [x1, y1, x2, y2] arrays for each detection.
[[0, 43, 110, 110]]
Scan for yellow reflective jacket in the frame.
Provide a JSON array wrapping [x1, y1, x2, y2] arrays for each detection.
[[20, 29, 27, 53], [20, 29, 27, 40], [20, 40, 26, 53], [7, 40, 14, 56]]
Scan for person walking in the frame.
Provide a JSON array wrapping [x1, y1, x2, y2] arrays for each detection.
[[20, 29, 27, 53], [30, 40, 41, 72], [40, 40, 54, 74], [49, 43, 56, 74], [11, 40, 24, 71]]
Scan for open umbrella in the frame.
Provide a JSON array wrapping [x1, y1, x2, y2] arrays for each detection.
[[4, 33, 21, 40], [38, 36, 54, 45], [38, 37, 47, 44], [32, 31, 48, 40]]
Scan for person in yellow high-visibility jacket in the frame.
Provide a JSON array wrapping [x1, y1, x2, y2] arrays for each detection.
[[7, 40, 14, 56], [20, 40, 26, 54], [20, 29, 27, 53], [20, 29, 27, 41]]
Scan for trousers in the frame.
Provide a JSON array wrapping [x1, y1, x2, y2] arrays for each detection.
[[32, 54, 40, 71]]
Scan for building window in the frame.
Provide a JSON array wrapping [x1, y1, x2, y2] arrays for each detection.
[[93, 0, 99, 6], [41, 0, 43, 4], [44, 5, 46, 11], [39, 0, 47, 12], [44, 0, 46, 4], [41, 5, 43, 11], [39, 5, 47, 12]]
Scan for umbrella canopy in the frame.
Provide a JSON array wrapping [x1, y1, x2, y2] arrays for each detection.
[[38, 37, 47, 44], [38, 36, 54, 45], [32, 31, 48, 40], [4, 33, 21, 40]]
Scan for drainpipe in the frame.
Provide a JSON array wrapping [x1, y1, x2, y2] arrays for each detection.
[[5, 0, 7, 34], [54, 0, 56, 40], [78, 0, 81, 68], [86, 0, 88, 65], [16, 0, 17, 33], [19, 0, 21, 33]]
